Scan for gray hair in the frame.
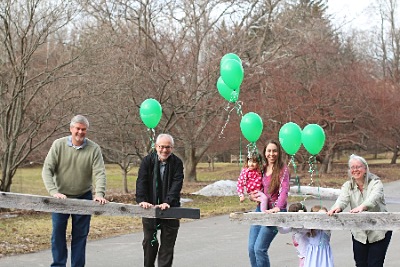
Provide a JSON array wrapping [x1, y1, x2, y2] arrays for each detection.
[[156, 133, 174, 146], [348, 154, 371, 182], [70, 115, 89, 128]]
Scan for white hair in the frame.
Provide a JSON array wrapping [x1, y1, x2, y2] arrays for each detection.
[[156, 133, 174, 146]]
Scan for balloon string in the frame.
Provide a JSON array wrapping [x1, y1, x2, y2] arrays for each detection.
[[230, 91, 239, 103], [246, 142, 258, 157], [288, 155, 301, 193], [314, 157, 322, 203], [148, 128, 156, 150], [218, 103, 234, 139], [235, 100, 243, 117], [308, 155, 315, 187], [307, 155, 322, 201], [218, 100, 243, 139], [239, 132, 242, 164]]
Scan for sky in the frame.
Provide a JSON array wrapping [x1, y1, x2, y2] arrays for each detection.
[[326, 0, 378, 31]]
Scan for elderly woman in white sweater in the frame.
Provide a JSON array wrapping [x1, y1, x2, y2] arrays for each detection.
[[327, 154, 392, 267]]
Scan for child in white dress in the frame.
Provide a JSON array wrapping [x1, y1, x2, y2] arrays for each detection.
[[278, 203, 309, 267], [303, 205, 334, 267]]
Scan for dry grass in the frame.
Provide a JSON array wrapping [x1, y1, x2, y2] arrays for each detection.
[[1, 158, 398, 257]]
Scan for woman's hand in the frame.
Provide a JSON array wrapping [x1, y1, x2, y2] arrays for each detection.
[[249, 191, 262, 202], [265, 207, 280, 214], [350, 205, 366, 213], [327, 207, 341, 216]]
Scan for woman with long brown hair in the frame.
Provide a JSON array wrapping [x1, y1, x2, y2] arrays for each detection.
[[248, 140, 290, 267]]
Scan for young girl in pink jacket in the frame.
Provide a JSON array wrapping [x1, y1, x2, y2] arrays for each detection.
[[237, 153, 267, 211]]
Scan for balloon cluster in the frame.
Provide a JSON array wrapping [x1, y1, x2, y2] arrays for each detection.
[[139, 98, 162, 147], [279, 122, 326, 189], [217, 53, 244, 103], [217, 53, 264, 158], [217, 53, 245, 139], [279, 122, 325, 156]]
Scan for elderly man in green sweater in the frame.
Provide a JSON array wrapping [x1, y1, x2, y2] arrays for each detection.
[[42, 114, 107, 267]]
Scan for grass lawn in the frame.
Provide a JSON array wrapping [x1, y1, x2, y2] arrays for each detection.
[[1, 157, 398, 257]]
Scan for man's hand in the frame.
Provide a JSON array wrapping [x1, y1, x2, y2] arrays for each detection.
[[139, 202, 154, 209], [94, 196, 108, 205], [52, 193, 67, 199], [156, 203, 170, 210]]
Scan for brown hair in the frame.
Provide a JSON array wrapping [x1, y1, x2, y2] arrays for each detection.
[[310, 205, 327, 212], [263, 140, 285, 194], [244, 153, 262, 173], [288, 202, 307, 212]]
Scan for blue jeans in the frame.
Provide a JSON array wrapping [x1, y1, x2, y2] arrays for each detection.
[[352, 231, 392, 267], [248, 206, 280, 267], [51, 191, 92, 267]]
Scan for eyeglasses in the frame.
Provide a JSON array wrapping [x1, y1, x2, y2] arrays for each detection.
[[350, 165, 364, 170], [157, 145, 172, 150]]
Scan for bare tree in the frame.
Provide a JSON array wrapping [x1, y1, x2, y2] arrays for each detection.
[[0, 0, 83, 192], [74, 0, 177, 190], [349, 0, 400, 163], [75, 0, 264, 182]]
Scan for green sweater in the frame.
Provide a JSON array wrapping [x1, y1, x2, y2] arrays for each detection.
[[42, 136, 107, 198]]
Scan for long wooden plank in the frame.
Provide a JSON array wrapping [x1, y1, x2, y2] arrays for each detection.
[[230, 211, 400, 230], [0, 192, 200, 219]]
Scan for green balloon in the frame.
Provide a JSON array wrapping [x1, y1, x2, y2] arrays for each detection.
[[216, 76, 240, 102], [240, 112, 263, 143], [220, 53, 242, 69], [220, 59, 244, 90], [301, 124, 326, 155], [139, 98, 162, 129], [279, 122, 302, 155]]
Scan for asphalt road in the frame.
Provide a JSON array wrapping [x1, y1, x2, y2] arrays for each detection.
[[1, 180, 400, 267]]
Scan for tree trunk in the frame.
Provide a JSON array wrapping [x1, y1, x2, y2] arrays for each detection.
[[390, 147, 399, 164], [184, 147, 197, 182], [373, 143, 378, 159], [122, 170, 129, 193], [1, 164, 16, 192], [327, 155, 333, 173], [319, 156, 328, 174], [0, 140, 18, 192]]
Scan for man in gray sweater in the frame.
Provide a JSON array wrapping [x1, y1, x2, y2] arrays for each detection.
[[42, 114, 107, 267]]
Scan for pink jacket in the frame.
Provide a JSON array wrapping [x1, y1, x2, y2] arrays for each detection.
[[236, 168, 263, 197]]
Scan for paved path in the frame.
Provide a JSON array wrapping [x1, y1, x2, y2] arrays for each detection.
[[1, 180, 400, 267]]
